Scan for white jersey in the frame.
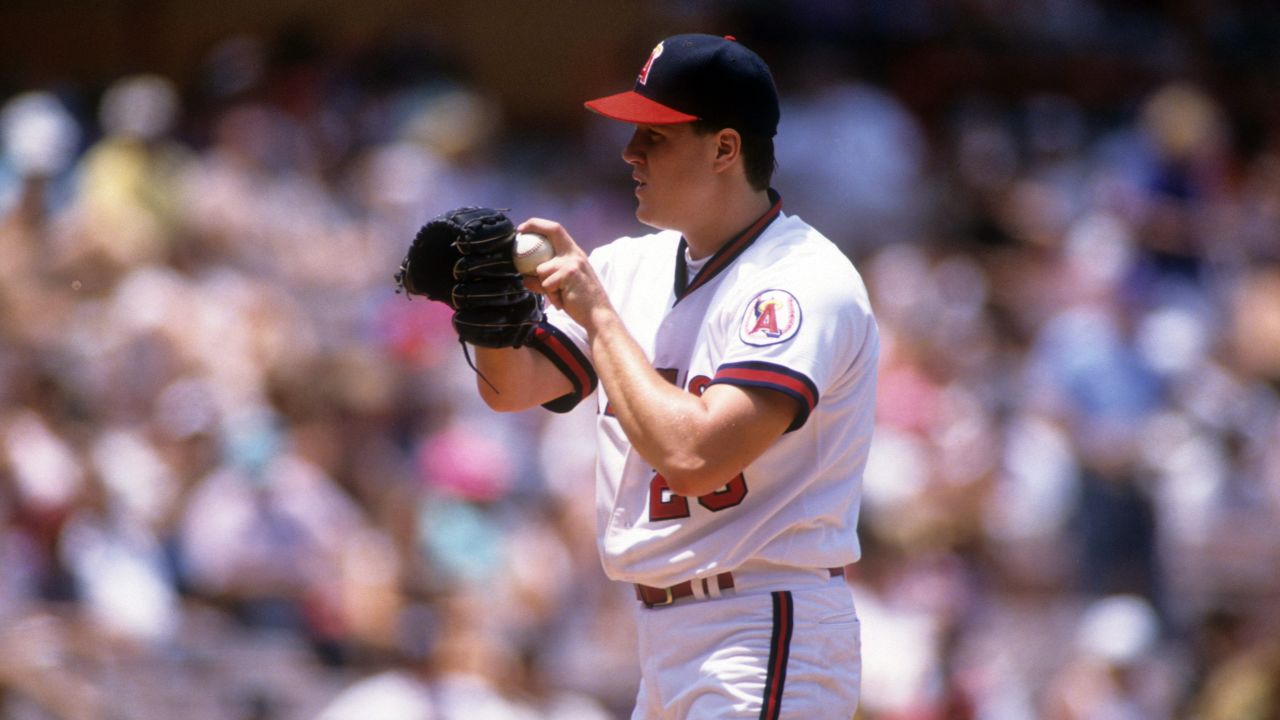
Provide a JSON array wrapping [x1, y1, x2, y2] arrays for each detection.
[[531, 197, 879, 588]]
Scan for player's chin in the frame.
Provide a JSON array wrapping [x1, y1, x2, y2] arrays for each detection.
[[633, 199, 667, 230], [633, 202, 653, 227]]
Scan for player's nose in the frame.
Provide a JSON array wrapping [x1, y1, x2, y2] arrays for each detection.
[[621, 129, 645, 166]]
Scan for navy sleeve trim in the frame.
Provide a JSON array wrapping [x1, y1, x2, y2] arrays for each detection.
[[708, 360, 819, 432], [528, 322, 598, 413]]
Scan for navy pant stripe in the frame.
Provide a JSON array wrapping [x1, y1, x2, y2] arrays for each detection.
[[759, 591, 794, 720]]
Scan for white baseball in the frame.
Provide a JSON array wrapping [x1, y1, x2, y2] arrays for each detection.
[[513, 232, 555, 275]]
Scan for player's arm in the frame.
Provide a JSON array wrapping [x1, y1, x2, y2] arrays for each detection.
[[588, 312, 795, 496], [472, 345, 575, 412], [523, 218, 795, 496]]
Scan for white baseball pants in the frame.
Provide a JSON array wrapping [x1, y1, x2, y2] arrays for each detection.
[[629, 569, 860, 719]]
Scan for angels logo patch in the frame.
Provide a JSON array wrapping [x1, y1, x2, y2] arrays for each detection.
[[739, 289, 801, 346]]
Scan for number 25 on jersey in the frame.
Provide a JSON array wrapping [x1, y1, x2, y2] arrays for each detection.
[[646, 373, 748, 521]]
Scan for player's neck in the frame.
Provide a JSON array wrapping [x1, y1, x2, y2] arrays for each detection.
[[682, 188, 773, 260]]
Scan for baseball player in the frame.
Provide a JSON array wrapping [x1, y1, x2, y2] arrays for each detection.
[[400, 34, 878, 718]]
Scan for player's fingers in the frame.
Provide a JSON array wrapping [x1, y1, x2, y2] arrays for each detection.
[[538, 264, 567, 295], [518, 218, 578, 257]]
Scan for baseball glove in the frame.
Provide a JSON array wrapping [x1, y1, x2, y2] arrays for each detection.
[[395, 206, 543, 349]]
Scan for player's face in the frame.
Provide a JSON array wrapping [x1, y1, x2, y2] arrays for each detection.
[[622, 123, 719, 231]]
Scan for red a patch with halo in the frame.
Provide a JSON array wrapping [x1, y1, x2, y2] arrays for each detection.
[[739, 289, 801, 346]]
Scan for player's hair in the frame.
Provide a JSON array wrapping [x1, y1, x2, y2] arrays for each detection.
[[692, 119, 776, 192]]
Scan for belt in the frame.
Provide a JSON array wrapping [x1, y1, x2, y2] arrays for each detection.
[[635, 567, 845, 608]]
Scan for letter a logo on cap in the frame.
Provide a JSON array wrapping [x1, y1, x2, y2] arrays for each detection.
[[637, 42, 664, 85]]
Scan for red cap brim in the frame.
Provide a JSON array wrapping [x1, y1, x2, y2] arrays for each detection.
[[584, 90, 699, 124]]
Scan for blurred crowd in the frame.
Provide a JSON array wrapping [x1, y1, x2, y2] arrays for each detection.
[[1, 3, 1279, 719]]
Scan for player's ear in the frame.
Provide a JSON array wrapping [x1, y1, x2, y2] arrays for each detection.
[[712, 129, 742, 172]]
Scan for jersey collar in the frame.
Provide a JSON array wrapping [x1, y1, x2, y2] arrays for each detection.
[[673, 188, 783, 304]]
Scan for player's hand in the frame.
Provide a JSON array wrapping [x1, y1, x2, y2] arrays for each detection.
[[517, 218, 614, 333]]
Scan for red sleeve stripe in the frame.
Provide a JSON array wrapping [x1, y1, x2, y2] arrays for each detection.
[[709, 361, 818, 432], [529, 323, 597, 412]]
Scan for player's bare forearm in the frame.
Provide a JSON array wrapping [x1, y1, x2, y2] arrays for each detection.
[[585, 309, 707, 482], [473, 345, 574, 412], [586, 309, 793, 497]]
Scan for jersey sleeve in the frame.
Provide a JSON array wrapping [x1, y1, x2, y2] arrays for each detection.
[[527, 319, 596, 412], [709, 268, 874, 432], [525, 243, 615, 413]]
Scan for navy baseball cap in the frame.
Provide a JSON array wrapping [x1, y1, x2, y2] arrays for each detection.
[[585, 34, 780, 137]]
